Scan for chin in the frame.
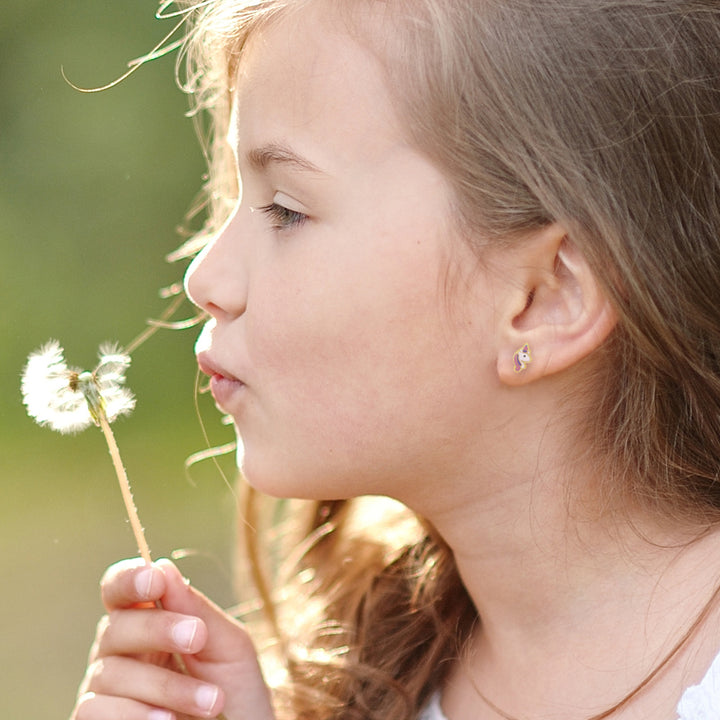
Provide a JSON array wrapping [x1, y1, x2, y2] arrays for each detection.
[[238, 450, 313, 499], [238, 455, 348, 502], [236, 434, 370, 501]]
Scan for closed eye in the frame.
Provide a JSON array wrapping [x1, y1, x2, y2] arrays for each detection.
[[257, 202, 308, 231]]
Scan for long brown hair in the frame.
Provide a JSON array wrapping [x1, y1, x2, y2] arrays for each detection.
[[174, 1, 720, 717]]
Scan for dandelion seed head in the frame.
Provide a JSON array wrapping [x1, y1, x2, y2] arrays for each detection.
[[95, 343, 136, 421], [21, 340, 135, 434], [97, 342, 132, 377]]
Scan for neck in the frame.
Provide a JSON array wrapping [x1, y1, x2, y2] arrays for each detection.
[[410, 458, 720, 719]]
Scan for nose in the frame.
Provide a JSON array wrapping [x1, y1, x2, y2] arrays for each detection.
[[184, 210, 248, 320]]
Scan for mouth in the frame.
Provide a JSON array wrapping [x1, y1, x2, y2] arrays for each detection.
[[196, 352, 246, 411]]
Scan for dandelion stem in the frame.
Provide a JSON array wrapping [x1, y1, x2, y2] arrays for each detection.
[[96, 408, 230, 720], [97, 409, 152, 564]]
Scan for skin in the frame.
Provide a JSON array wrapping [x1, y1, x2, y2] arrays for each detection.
[[187, 13, 503, 506], [71, 558, 272, 720], [72, 5, 720, 720]]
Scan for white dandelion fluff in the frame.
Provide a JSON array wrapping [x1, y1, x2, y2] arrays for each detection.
[[21, 340, 135, 434], [20, 338, 150, 562], [19, 333, 227, 710]]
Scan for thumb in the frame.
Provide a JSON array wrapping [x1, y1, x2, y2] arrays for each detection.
[[155, 559, 275, 720], [156, 559, 252, 663]]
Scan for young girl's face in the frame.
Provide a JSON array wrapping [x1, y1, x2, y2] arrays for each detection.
[[186, 6, 504, 505]]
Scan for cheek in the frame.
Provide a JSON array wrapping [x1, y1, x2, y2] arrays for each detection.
[[243, 253, 479, 471], [249, 240, 446, 394], [234, 211, 490, 496]]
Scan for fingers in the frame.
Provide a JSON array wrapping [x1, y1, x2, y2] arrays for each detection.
[[77, 558, 276, 720], [154, 560, 276, 720], [73, 692, 174, 720], [100, 557, 167, 610], [74, 656, 223, 719], [99, 558, 255, 665], [156, 560, 257, 663], [92, 609, 208, 660]]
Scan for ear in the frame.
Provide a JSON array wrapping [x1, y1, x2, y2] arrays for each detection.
[[496, 224, 617, 386]]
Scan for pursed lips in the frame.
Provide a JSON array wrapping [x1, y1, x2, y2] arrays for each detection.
[[196, 352, 236, 382], [195, 321, 244, 384], [196, 352, 246, 411]]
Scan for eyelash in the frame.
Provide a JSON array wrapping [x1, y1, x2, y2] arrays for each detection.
[[257, 202, 308, 231]]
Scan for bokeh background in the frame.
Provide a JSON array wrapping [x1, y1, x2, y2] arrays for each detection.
[[1, 2, 240, 716]]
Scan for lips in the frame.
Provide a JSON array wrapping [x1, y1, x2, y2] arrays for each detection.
[[196, 352, 246, 411], [196, 352, 233, 381]]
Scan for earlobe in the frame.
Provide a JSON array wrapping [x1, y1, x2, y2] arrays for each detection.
[[512, 344, 533, 374], [497, 230, 617, 386]]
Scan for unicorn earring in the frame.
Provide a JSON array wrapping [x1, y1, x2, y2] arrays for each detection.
[[513, 344, 532, 373]]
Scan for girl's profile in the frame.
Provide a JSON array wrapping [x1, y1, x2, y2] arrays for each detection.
[[70, 1, 720, 719]]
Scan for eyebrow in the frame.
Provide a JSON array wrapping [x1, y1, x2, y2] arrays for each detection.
[[245, 142, 324, 174]]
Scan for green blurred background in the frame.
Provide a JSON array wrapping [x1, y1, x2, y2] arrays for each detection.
[[1, 2, 240, 716]]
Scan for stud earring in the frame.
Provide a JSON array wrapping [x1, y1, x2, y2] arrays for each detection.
[[513, 344, 532, 373]]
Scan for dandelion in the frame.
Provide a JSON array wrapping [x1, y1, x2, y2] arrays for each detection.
[[22, 340, 135, 433], [21, 340, 151, 563], [21, 339, 229, 718]]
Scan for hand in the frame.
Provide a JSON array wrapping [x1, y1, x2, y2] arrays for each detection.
[[71, 557, 276, 720]]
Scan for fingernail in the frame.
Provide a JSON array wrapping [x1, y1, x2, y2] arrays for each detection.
[[172, 618, 199, 652], [134, 567, 156, 599], [195, 684, 219, 714], [148, 710, 174, 720]]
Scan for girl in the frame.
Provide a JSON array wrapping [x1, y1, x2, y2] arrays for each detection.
[[71, 1, 720, 719]]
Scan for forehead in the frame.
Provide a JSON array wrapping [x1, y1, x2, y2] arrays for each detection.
[[229, 3, 409, 168]]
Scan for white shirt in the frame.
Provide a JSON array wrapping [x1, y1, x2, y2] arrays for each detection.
[[418, 650, 720, 720], [676, 650, 720, 720]]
